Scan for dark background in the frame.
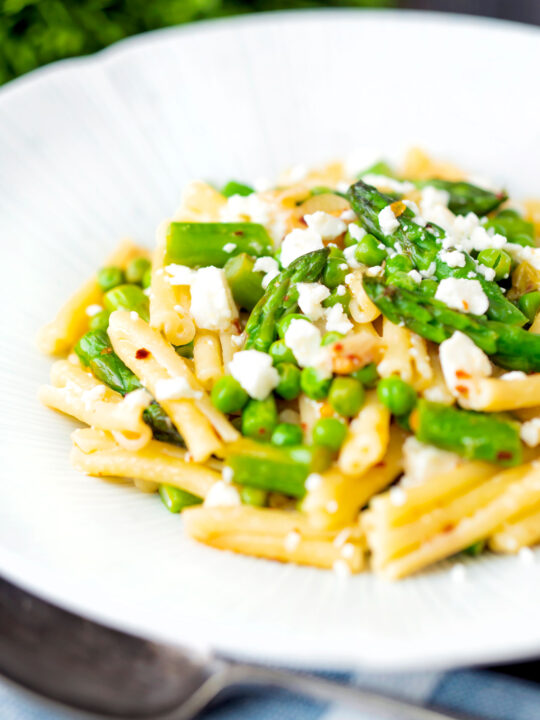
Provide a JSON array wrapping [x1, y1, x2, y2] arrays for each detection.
[[0, 0, 539, 86]]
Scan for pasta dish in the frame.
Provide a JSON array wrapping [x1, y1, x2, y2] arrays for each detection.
[[38, 149, 540, 580]]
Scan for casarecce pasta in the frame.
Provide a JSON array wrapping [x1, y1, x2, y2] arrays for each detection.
[[38, 149, 540, 579]]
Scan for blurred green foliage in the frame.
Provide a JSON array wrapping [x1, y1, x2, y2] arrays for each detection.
[[0, 0, 393, 85]]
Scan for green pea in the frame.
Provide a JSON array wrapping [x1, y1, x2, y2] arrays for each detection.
[[125, 257, 151, 285], [386, 271, 417, 292], [174, 340, 194, 359], [519, 291, 540, 323], [354, 234, 387, 266], [351, 362, 379, 388], [312, 417, 347, 451], [142, 267, 152, 289], [97, 266, 125, 293], [322, 287, 351, 312], [343, 227, 359, 247], [211, 376, 249, 413], [328, 377, 365, 417], [477, 248, 512, 280], [104, 283, 149, 322], [222, 180, 254, 198], [300, 367, 332, 400], [385, 254, 414, 274], [269, 339, 296, 365], [276, 313, 310, 339], [377, 376, 417, 416], [240, 486, 268, 507], [418, 278, 438, 298], [271, 422, 303, 447], [323, 250, 348, 289], [88, 309, 110, 332], [242, 396, 278, 442], [321, 331, 344, 346], [159, 484, 202, 513], [275, 363, 301, 401]]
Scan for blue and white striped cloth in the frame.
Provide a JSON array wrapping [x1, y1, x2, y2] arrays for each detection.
[[2, 664, 539, 720]]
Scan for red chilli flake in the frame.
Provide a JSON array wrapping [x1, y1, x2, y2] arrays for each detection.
[[233, 230, 244, 237], [100, 347, 113, 356], [455, 385, 469, 396], [334, 343, 343, 351], [455, 369, 471, 379], [497, 451, 513, 462], [135, 348, 150, 359]]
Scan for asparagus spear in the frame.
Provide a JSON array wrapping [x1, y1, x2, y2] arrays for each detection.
[[224, 253, 264, 310], [75, 330, 184, 445], [225, 438, 332, 498], [166, 222, 272, 268], [412, 400, 522, 466], [75, 330, 142, 395], [347, 180, 526, 326], [414, 179, 507, 217], [364, 277, 540, 372], [245, 248, 329, 352]]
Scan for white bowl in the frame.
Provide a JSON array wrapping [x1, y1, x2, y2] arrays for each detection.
[[1, 10, 539, 671]]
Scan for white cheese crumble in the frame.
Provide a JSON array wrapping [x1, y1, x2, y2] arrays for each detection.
[[340, 209, 357, 221], [343, 245, 362, 269], [420, 185, 450, 216], [130, 311, 139, 321], [305, 473, 322, 491], [222, 466, 234, 484], [154, 377, 202, 402], [500, 371, 528, 381], [476, 264, 497, 282], [341, 543, 355, 560], [324, 304, 353, 334], [520, 418, 540, 448], [190, 266, 238, 331], [228, 349, 279, 400], [408, 269, 422, 284], [297, 282, 330, 321], [365, 265, 384, 277], [165, 264, 196, 286], [420, 262, 436, 278], [284, 530, 301, 552], [85, 304, 103, 317], [253, 256, 280, 289], [378, 205, 399, 235], [439, 331, 491, 399], [401, 437, 460, 487], [284, 319, 332, 376], [304, 211, 346, 241], [223, 242, 237, 253], [505, 243, 540, 272], [439, 249, 466, 268], [347, 223, 366, 242], [280, 228, 324, 267], [336, 284, 346, 296], [204, 481, 241, 508], [434, 278, 489, 315]]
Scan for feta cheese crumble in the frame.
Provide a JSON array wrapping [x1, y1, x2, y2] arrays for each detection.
[[362, 174, 414, 194], [280, 228, 324, 267], [343, 245, 362, 269], [520, 418, 540, 448], [85, 304, 103, 317], [228, 349, 279, 400], [439, 331, 491, 400], [347, 223, 366, 242], [305, 473, 322, 491], [401, 437, 460, 486], [439, 249, 466, 268], [378, 205, 400, 235], [284, 319, 332, 376], [304, 211, 346, 241], [165, 264, 196, 286], [204, 481, 241, 508], [434, 278, 489, 315], [324, 304, 353, 334], [154, 377, 202, 402], [223, 242, 236, 253], [297, 282, 330, 321], [408, 269, 422, 283], [389, 486, 407, 507], [253, 256, 280, 289], [190, 266, 238, 331]]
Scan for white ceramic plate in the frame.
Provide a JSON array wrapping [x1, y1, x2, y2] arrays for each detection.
[[1, 10, 540, 671]]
